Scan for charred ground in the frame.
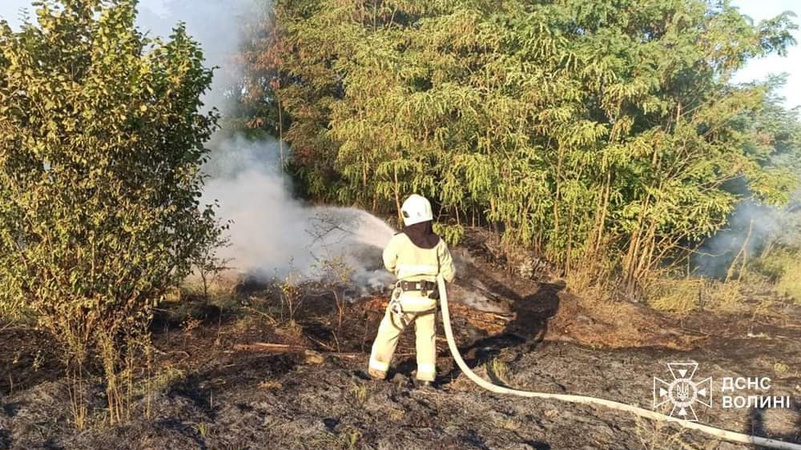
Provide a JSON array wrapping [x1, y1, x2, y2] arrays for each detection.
[[1, 237, 800, 450]]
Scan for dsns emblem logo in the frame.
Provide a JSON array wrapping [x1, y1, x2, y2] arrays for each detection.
[[653, 362, 712, 421]]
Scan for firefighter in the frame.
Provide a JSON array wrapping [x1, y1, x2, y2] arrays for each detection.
[[367, 194, 456, 387]]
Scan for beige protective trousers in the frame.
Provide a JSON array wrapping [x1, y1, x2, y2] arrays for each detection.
[[368, 303, 437, 382], [368, 231, 454, 382]]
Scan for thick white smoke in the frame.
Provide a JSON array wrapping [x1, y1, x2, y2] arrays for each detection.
[[135, 0, 398, 293], [202, 136, 397, 291]]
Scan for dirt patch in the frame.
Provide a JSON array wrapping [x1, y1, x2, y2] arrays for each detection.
[[0, 327, 63, 396], [546, 293, 706, 350], [452, 244, 706, 351]]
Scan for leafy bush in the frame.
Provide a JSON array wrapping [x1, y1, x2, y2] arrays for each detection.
[[0, 0, 220, 425]]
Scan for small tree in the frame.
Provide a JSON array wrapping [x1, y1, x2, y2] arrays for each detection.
[[191, 213, 232, 303], [0, 0, 220, 425]]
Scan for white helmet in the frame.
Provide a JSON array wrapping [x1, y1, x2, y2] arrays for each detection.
[[401, 194, 433, 226]]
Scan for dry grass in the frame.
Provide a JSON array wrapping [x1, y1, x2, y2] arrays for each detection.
[[646, 278, 751, 315], [486, 358, 511, 385], [773, 361, 791, 377], [387, 408, 405, 422], [305, 426, 363, 450], [348, 382, 368, 405], [180, 273, 237, 303], [646, 279, 701, 314], [146, 365, 187, 395], [0, 303, 37, 328], [632, 408, 711, 450], [258, 380, 283, 390], [776, 259, 801, 303], [746, 248, 801, 303], [565, 267, 607, 301]]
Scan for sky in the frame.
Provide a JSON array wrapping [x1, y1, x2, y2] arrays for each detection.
[[0, 0, 799, 109]]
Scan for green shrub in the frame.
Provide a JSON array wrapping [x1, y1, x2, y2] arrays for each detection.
[[0, 0, 220, 425]]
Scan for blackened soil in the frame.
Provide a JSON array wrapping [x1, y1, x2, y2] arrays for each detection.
[[2, 284, 801, 449]]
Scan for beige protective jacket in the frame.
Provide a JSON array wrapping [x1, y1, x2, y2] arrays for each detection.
[[382, 233, 456, 311]]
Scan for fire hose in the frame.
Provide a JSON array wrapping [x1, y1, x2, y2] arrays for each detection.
[[436, 275, 801, 450]]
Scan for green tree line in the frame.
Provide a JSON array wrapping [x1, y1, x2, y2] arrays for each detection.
[[241, 0, 800, 290]]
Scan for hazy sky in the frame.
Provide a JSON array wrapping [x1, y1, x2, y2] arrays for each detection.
[[0, 0, 799, 109]]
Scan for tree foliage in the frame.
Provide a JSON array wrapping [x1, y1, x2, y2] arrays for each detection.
[[0, 0, 219, 423], [244, 0, 798, 290]]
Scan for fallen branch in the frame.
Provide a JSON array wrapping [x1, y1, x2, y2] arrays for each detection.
[[233, 342, 305, 352], [151, 346, 191, 358], [305, 335, 337, 352], [232, 342, 360, 360], [242, 306, 279, 325], [0, 323, 37, 333]]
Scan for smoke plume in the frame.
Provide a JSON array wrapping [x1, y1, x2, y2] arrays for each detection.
[[135, 0, 398, 293], [695, 201, 780, 278], [695, 193, 801, 278], [202, 136, 396, 291]]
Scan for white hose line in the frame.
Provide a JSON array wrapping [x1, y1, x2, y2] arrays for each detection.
[[436, 276, 801, 450]]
